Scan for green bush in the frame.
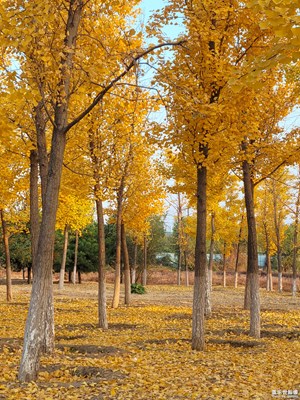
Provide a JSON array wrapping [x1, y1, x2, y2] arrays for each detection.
[[131, 283, 146, 294]]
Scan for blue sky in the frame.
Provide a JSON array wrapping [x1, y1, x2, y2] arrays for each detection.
[[139, 0, 165, 21]]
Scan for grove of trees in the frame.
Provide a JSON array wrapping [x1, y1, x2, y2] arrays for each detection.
[[0, 0, 299, 383]]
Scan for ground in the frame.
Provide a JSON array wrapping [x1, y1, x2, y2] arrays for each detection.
[[0, 274, 299, 399]]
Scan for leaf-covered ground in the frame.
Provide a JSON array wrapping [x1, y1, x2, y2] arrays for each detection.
[[0, 282, 299, 399]]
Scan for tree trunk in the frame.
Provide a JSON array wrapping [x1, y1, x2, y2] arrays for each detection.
[[207, 212, 215, 291], [35, 101, 48, 210], [58, 225, 69, 290], [205, 212, 214, 315], [96, 198, 108, 329], [272, 179, 283, 292], [18, 125, 67, 381], [122, 223, 131, 305], [234, 243, 240, 289], [72, 230, 79, 284], [29, 149, 40, 281], [292, 181, 300, 296], [244, 271, 250, 309], [264, 222, 273, 292], [142, 234, 147, 286], [112, 191, 123, 308], [205, 213, 214, 317], [192, 162, 207, 350], [0, 209, 12, 302], [242, 157, 260, 338], [18, 1, 83, 381], [177, 193, 183, 285], [27, 267, 32, 284], [184, 251, 189, 286], [234, 215, 243, 288], [177, 250, 182, 285], [266, 249, 273, 292], [223, 242, 227, 288], [132, 241, 138, 284]]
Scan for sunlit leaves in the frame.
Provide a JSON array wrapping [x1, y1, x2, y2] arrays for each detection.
[[0, 284, 299, 398]]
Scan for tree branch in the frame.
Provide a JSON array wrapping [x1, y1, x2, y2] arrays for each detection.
[[63, 40, 186, 134]]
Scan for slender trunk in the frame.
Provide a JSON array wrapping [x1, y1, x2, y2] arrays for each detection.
[[244, 271, 250, 309], [122, 223, 131, 305], [242, 156, 260, 338], [205, 212, 214, 316], [132, 241, 138, 284], [192, 162, 207, 350], [0, 210, 12, 302], [177, 251, 182, 285], [234, 215, 243, 288], [223, 242, 227, 288], [205, 212, 214, 315], [72, 230, 79, 284], [208, 212, 215, 291], [184, 251, 189, 286], [272, 179, 283, 292], [58, 225, 69, 290], [292, 182, 300, 296], [142, 234, 147, 286], [266, 249, 273, 291], [234, 243, 240, 289], [96, 198, 107, 329], [264, 222, 273, 291], [177, 193, 183, 285], [29, 149, 40, 281], [112, 192, 122, 308]]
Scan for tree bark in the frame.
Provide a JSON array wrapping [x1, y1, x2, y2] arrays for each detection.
[[222, 242, 227, 288], [192, 161, 207, 350], [29, 149, 40, 281], [122, 223, 131, 305], [242, 157, 260, 338], [272, 179, 283, 292], [292, 180, 300, 296], [112, 188, 123, 308], [0, 209, 12, 302], [177, 193, 183, 285], [96, 198, 108, 329], [18, 1, 83, 382], [142, 234, 147, 286], [264, 222, 273, 292], [184, 251, 189, 287], [207, 212, 215, 291], [132, 241, 138, 284], [35, 101, 48, 210], [72, 230, 79, 284], [234, 216, 243, 288], [205, 212, 214, 316], [58, 225, 69, 290]]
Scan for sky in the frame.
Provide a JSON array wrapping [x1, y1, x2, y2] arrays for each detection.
[[140, 0, 165, 21], [138, 0, 185, 231]]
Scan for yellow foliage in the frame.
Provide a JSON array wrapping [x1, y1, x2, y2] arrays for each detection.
[[0, 284, 299, 399]]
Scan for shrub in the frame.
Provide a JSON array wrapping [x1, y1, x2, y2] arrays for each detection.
[[131, 283, 146, 294]]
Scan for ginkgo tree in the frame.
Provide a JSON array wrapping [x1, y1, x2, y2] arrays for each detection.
[[152, 0, 275, 349], [0, 0, 183, 381], [231, 67, 296, 332]]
